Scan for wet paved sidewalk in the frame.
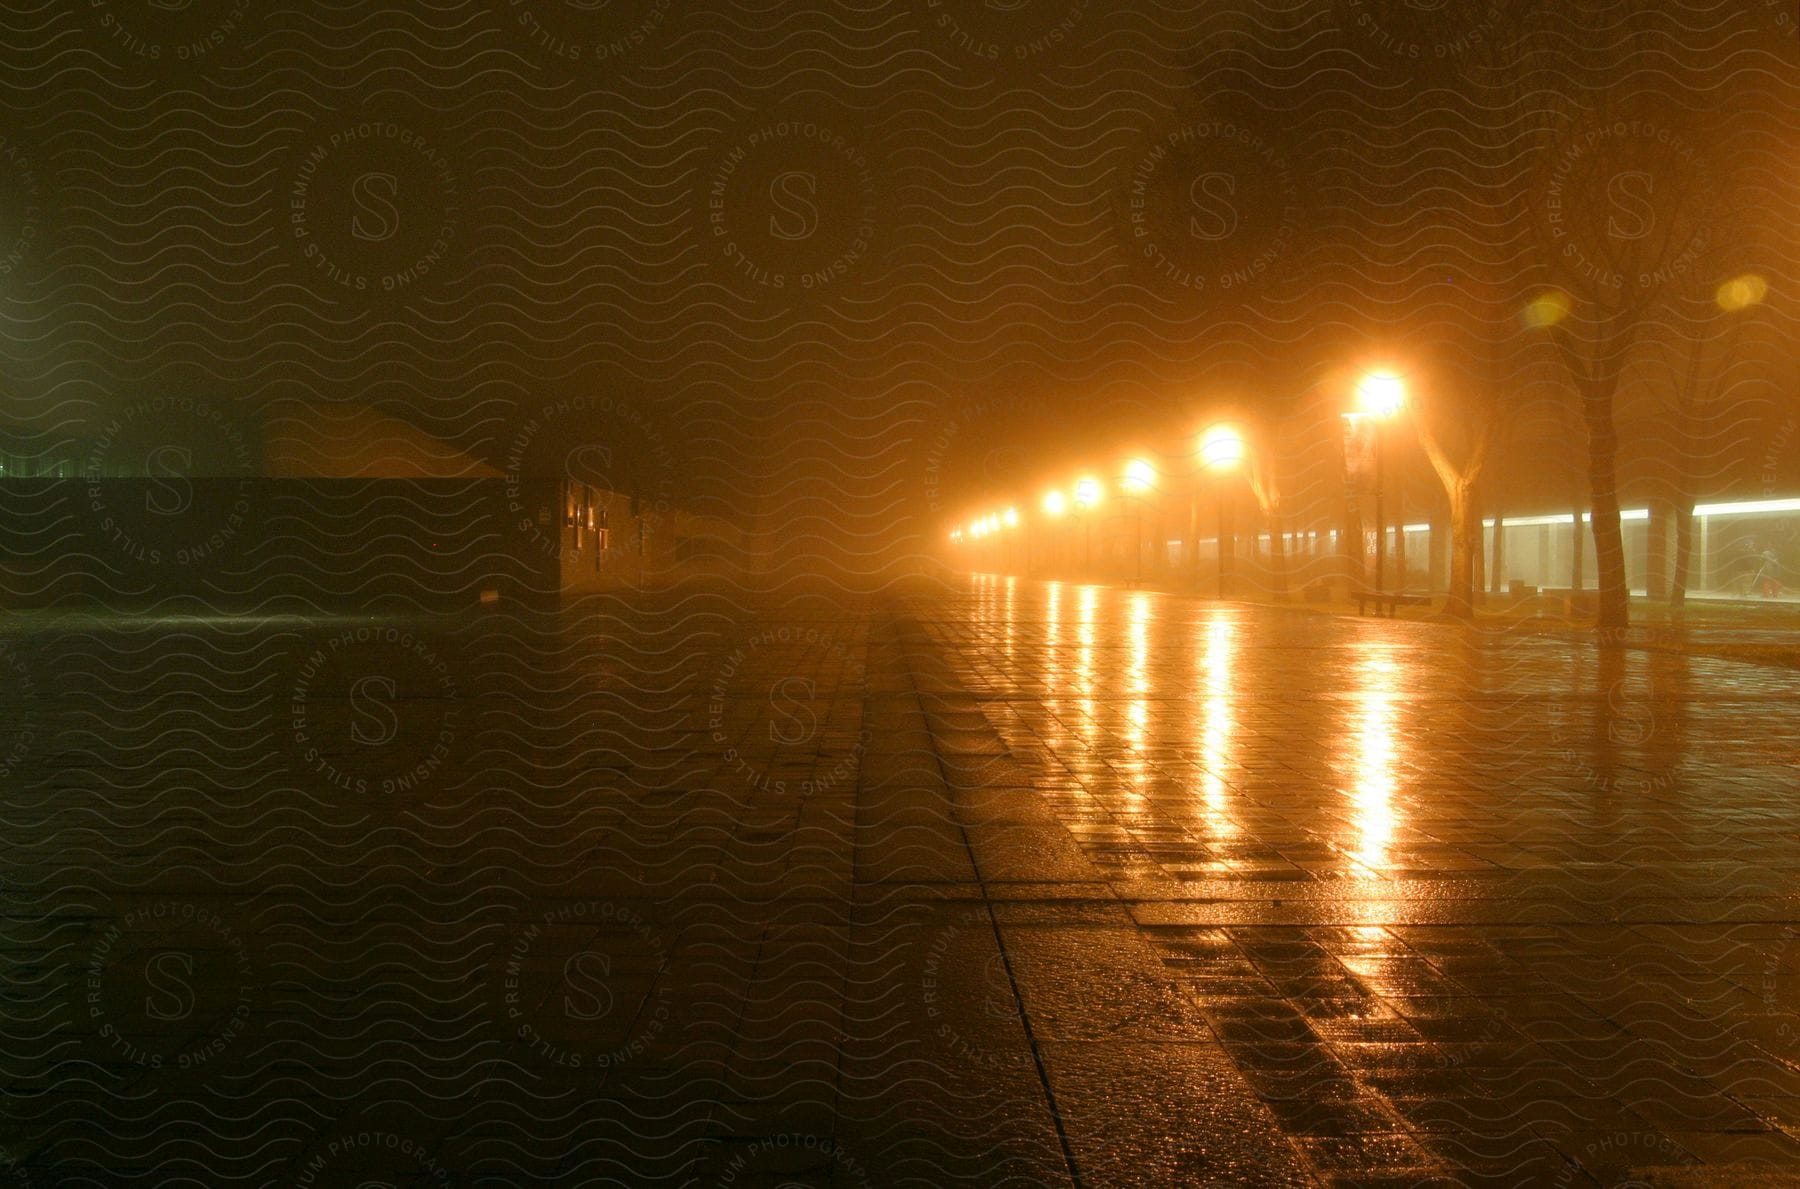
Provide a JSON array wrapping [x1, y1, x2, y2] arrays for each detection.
[[909, 578, 1800, 1186], [0, 578, 1797, 1185]]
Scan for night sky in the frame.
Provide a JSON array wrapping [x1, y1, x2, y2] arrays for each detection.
[[2, 1, 1796, 574]]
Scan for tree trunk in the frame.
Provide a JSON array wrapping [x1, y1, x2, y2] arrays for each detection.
[[1668, 308, 1736, 612], [1471, 493, 1485, 606], [1644, 498, 1668, 601], [1671, 503, 1693, 609], [1570, 510, 1583, 592], [1443, 480, 1481, 620], [1342, 493, 1364, 588], [1187, 497, 1201, 586], [1393, 491, 1407, 591], [1219, 498, 1233, 599], [1551, 314, 1636, 632], [1668, 382, 1703, 612], [1269, 508, 1288, 600], [1490, 513, 1506, 594], [1583, 389, 1630, 632], [1414, 410, 1496, 621]]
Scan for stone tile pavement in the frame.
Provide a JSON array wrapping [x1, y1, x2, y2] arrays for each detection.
[[0, 577, 1797, 1185]]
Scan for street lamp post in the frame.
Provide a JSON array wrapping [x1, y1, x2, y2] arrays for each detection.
[[1186, 491, 1202, 586], [1199, 424, 1246, 601], [1354, 370, 1406, 596], [1217, 488, 1229, 597], [1132, 500, 1142, 582], [1073, 477, 1101, 573], [1121, 459, 1156, 584], [974, 514, 1002, 573], [1374, 421, 1386, 595], [1003, 506, 1020, 576], [1042, 490, 1068, 576]]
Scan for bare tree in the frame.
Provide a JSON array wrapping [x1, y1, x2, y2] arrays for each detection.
[[1347, 3, 1743, 630], [1185, 2, 1772, 628], [1522, 0, 1755, 630], [1301, 1, 1565, 619], [1534, 116, 1724, 627], [1644, 280, 1766, 609], [1410, 366, 1499, 621]]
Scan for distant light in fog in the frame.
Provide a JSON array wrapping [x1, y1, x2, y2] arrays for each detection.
[[1523, 289, 1571, 328], [1716, 273, 1767, 312]]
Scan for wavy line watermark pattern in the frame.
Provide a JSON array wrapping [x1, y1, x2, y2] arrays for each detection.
[[292, 1129, 450, 1187], [82, 397, 256, 570], [0, 640, 36, 783], [84, 0, 251, 64], [706, 627, 870, 797], [917, 0, 1092, 66], [81, 901, 254, 1073], [501, 0, 674, 65], [704, 118, 879, 298], [287, 626, 459, 796], [493, 900, 672, 1071], [1123, 120, 1299, 295], [285, 119, 461, 300], [0, 133, 40, 282]]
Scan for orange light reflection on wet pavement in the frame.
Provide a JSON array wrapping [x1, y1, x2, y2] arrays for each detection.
[[1196, 614, 1237, 838], [1344, 644, 1403, 877], [1124, 593, 1152, 786]]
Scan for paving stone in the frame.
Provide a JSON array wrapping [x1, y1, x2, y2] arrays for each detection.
[[3, 582, 1797, 1184]]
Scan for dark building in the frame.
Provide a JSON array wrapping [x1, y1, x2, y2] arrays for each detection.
[[0, 401, 747, 611]]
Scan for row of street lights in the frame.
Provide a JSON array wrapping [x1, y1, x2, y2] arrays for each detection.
[[949, 367, 1411, 596], [951, 421, 1253, 595]]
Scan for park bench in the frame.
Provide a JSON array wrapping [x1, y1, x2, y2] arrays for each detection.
[[1539, 587, 1598, 615], [1352, 590, 1430, 617]]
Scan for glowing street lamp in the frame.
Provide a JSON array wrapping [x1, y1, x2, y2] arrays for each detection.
[[1199, 424, 1246, 598], [1199, 424, 1245, 471], [1355, 369, 1406, 419], [1002, 506, 1019, 528]]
